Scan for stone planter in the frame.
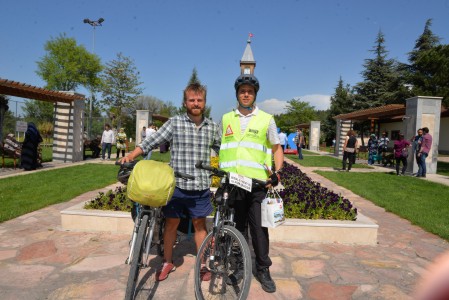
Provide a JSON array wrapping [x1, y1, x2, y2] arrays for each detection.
[[61, 202, 378, 245]]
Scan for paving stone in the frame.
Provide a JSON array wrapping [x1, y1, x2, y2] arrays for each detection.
[[0, 249, 17, 261], [291, 259, 325, 278], [65, 254, 125, 272], [308, 281, 357, 300], [276, 278, 304, 299], [17, 240, 57, 262]]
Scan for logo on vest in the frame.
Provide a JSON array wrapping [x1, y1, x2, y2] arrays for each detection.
[[225, 125, 234, 136], [248, 128, 259, 134]]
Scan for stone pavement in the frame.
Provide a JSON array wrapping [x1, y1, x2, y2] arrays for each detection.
[[1, 157, 449, 299]]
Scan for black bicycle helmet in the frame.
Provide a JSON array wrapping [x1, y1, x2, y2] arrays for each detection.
[[117, 167, 132, 184], [234, 74, 260, 95]]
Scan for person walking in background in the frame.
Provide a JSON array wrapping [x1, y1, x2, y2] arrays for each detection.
[[367, 134, 378, 165], [278, 130, 288, 151], [115, 128, 127, 159], [144, 124, 156, 160], [120, 82, 221, 282], [219, 74, 283, 293], [393, 133, 410, 176], [100, 124, 114, 160], [411, 128, 423, 170], [294, 128, 304, 159], [141, 126, 146, 143], [342, 130, 357, 171], [378, 132, 390, 166], [416, 127, 432, 178]]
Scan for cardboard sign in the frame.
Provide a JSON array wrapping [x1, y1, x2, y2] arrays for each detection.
[[229, 172, 252, 192]]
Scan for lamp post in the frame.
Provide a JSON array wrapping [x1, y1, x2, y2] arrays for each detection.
[[83, 17, 104, 138]]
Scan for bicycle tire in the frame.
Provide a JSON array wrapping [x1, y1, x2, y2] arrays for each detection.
[[194, 225, 252, 300], [125, 214, 149, 300]]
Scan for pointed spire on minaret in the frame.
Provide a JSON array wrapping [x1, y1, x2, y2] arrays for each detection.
[[240, 33, 256, 74]]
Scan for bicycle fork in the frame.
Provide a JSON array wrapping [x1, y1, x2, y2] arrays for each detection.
[[126, 217, 141, 265]]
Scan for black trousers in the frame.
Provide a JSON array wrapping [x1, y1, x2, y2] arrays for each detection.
[[395, 157, 408, 175], [342, 151, 355, 170], [232, 186, 272, 270]]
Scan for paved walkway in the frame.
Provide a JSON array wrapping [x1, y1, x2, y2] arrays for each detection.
[[1, 156, 449, 299]]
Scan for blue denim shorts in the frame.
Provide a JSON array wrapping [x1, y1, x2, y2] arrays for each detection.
[[162, 187, 213, 218]]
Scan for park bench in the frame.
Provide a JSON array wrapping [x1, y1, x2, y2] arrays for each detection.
[[0, 142, 21, 169]]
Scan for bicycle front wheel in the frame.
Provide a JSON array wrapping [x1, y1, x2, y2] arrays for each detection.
[[125, 214, 148, 300], [194, 225, 252, 300]]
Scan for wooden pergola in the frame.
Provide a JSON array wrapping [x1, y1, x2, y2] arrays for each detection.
[[334, 104, 406, 133], [0, 78, 85, 103]]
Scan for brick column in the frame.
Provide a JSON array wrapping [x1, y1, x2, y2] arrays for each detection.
[[52, 98, 85, 163]]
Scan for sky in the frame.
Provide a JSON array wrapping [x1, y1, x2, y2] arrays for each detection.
[[1, 0, 449, 121]]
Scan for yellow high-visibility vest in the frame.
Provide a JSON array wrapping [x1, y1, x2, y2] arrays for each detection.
[[219, 110, 273, 180]]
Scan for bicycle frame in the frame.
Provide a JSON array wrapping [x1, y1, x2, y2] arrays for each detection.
[[126, 204, 161, 267]]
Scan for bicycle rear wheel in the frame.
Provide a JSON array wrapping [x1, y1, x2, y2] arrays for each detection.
[[125, 214, 148, 300], [194, 225, 252, 300]]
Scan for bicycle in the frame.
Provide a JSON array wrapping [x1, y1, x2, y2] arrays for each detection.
[[116, 161, 194, 300], [193, 161, 268, 300]]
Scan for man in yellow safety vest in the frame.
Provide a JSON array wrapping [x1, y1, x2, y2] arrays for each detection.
[[219, 74, 284, 293]]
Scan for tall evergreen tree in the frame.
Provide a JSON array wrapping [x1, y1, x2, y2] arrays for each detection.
[[406, 19, 447, 104], [353, 30, 402, 109], [322, 77, 354, 143]]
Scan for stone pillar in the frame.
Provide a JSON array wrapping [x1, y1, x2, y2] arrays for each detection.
[[404, 96, 442, 174], [335, 119, 352, 157], [52, 98, 85, 163], [135, 110, 152, 145], [309, 121, 321, 151]]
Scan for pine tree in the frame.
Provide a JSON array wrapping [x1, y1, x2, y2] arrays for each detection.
[[322, 77, 354, 143], [406, 19, 446, 102], [353, 30, 402, 109]]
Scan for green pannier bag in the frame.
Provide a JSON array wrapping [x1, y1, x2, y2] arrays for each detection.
[[127, 160, 176, 207]]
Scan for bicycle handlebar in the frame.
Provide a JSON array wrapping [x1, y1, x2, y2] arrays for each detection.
[[116, 160, 194, 180], [195, 161, 269, 187]]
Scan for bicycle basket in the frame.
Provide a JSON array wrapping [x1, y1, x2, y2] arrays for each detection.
[[127, 160, 176, 207]]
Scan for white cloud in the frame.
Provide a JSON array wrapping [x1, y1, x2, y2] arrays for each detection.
[[257, 98, 288, 115], [258, 94, 331, 115], [300, 94, 331, 111]]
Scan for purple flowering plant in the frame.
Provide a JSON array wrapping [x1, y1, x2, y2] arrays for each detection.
[[278, 162, 357, 221]]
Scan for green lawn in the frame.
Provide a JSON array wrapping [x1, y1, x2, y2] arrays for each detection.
[[316, 171, 449, 241], [286, 154, 373, 169], [0, 164, 118, 223], [437, 161, 449, 176]]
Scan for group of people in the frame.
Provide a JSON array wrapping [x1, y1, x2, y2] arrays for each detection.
[[2, 123, 43, 171], [98, 125, 128, 161], [367, 132, 390, 166], [277, 128, 305, 161], [342, 128, 432, 177], [120, 74, 283, 293]]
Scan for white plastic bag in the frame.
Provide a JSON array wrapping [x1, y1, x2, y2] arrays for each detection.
[[261, 189, 285, 228]]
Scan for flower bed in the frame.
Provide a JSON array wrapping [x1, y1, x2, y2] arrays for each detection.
[[278, 162, 357, 220], [84, 162, 357, 222]]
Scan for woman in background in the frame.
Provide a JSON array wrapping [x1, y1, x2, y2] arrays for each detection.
[[115, 128, 127, 159], [342, 130, 358, 172]]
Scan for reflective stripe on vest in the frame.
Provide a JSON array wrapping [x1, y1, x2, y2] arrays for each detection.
[[219, 110, 273, 180]]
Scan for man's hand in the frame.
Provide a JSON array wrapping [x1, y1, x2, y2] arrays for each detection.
[[119, 156, 133, 164], [266, 172, 280, 188]]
